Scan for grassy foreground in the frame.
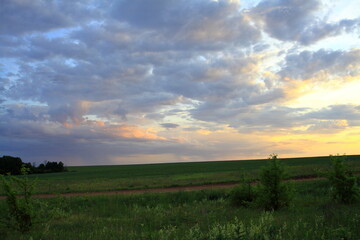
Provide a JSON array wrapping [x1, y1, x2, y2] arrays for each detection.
[[1, 180, 359, 240], [1, 155, 359, 195]]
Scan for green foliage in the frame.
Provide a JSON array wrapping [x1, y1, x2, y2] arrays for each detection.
[[0, 169, 69, 237], [161, 210, 360, 240], [257, 154, 294, 210], [1, 180, 360, 240], [180, 212, 276, 240], [0, 166, 36, 233], [207, 217, 247, 240], [328, 154, 359, 204], [230, 174, 256, 207]]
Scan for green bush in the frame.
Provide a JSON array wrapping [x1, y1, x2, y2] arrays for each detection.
[[0, 166, 36, 233], [230, 175, 256, 207], [328, 154, 359, 204], [257, 154, 294, 210]]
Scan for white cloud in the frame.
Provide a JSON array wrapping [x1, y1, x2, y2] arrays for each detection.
[[1, 0, 359, 164]]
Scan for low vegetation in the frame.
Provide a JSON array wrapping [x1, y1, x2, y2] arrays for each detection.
[[230, 175, 255, 207], [328, 154, 359, 204], [0, 154, 359, 239], [256, 154, 294, 210], [1, 180, 359, 239], [1, 166, 36, 233], [1, 155, 359, 195]]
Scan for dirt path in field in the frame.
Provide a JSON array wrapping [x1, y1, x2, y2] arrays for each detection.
[[0, 176, 326, 199]]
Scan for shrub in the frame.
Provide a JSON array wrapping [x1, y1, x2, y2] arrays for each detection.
[[0, 166, 36, 233], [230, 175, 256, 207], [328, 154, 359, 204], [257, 154, 294, 210]]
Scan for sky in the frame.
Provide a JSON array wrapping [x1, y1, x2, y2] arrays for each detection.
[[0, 0, 359, 166]]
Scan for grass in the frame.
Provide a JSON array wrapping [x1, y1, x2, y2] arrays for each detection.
[[0, 155, 359, 239], [1, 179, 359, 239], [1, 154, 359, 195]]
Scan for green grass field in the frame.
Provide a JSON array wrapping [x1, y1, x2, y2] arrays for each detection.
[[1, 155, 360, 239], [1, 180, 359, 240], [1, 155, 359, 195]]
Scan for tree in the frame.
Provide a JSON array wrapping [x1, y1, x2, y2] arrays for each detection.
[[257, 154, 294, 210], [0, 156, 24, 175], [328, 154, 359, 204]]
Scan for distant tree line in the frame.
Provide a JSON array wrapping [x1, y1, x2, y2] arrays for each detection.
[[0, 155, 67, 175]]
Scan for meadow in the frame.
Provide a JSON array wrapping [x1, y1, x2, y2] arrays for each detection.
[[1, 181, 360, 240], [0, 155, 360, 239], [1, 155, 359, 195]]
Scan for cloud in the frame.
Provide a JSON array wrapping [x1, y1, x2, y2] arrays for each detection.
[[111, 0, 260, 50], [252, 0, 320, 42], [101, 124, 167, 141], [0, 0, 95, 35], [161, 123, 180, 129], [280, 49, 360, 80], [298, 18, 360, 45], [305, 104, 360, 121], [306, 120, 348, 133], [252, 0, 359, 45], [1, 0, 359, 165]]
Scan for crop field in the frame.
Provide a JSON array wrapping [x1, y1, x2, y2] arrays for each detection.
[[1, 155, 360, 239], [1, 155, 359, 195]]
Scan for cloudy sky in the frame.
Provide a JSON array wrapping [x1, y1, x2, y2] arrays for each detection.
[[1, 0, 359, 165]]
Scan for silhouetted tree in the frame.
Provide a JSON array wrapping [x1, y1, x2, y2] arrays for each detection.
[[0, 156, 66, 175], [0, 156, 24, 175]]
